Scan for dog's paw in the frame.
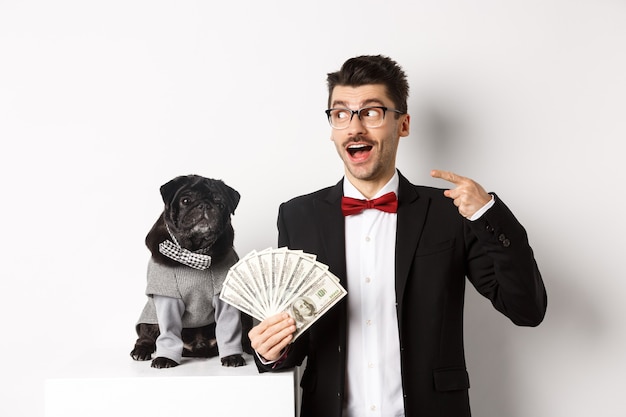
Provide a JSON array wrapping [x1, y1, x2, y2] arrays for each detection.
[[220, 354, 246, 367], [130, 346, 153, 361], [151, 357, 179, 369]]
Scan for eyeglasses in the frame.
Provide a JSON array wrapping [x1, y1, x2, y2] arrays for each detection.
[[325, 106, 405, 130]]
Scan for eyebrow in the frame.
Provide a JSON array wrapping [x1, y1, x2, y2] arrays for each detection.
[[330, 98, 386, 109]]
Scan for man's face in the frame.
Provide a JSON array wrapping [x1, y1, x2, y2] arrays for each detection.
[[294, 299, 313, 316], [328, 84, 410, 192]]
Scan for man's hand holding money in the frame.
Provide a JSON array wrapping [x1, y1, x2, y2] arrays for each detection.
[[248, 312, 295, 362]]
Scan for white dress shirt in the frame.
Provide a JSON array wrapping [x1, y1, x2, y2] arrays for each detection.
[[343, 171, 405, 417]]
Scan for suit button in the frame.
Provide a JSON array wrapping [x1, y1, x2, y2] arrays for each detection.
[[486, 224, 495, 233], [502, 239, 510, 247]]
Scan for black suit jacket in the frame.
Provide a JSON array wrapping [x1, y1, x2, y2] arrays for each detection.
[[256, 172, 547, 417]]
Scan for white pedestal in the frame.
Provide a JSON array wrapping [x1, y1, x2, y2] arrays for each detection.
[[44, 349, 296, 417]]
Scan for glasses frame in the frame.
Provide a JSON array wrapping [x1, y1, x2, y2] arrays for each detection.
[[325, 106, 405, 130]]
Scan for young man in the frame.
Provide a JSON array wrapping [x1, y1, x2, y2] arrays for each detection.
[[249, 55, 547, 417]]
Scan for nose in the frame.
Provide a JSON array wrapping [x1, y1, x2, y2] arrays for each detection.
[[196, 203, 212, 216], [346, 112, 366, 135]]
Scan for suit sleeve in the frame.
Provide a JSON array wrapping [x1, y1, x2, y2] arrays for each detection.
[[465, 194, 547, 326]]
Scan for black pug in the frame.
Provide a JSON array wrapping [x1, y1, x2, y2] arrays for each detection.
[[130, 175, 252, 368]]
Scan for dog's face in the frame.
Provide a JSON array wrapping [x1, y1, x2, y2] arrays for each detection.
[[159, 175, 240, 252]]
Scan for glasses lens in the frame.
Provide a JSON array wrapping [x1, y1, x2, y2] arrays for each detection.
[[359, 107, 384, 128], [328, 109, 351, 129]]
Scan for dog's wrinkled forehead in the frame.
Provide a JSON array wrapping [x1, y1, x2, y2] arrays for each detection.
[[159, 175, 240, 214]]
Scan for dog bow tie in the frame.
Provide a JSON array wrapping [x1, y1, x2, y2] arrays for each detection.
[[159, 240, 212, 270], [341, 192, 398, 216]]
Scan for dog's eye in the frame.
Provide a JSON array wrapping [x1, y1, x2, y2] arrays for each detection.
[[180, 197, 190, 205]]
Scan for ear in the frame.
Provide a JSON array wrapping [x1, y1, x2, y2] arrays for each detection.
[[159, 176, 189, 205], [216, 180, 241, 215], [399, 113, 410, 137]]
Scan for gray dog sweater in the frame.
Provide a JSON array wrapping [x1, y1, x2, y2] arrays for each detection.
[[137, 248, 243, 362]]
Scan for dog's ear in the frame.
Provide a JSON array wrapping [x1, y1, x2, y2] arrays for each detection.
[[216, 180, 240, 215], [160, 176, 190, 206]]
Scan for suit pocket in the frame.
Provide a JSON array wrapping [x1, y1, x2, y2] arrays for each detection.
[[433, 367, 470, 391], [416, 239, 455, 258]]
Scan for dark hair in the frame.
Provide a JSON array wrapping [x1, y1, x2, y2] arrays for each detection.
[[326, 55, 409, 113]]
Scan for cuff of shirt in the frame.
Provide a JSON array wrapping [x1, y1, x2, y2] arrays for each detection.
[[468, 194, 495, 221], [255, 346, 290, 369]]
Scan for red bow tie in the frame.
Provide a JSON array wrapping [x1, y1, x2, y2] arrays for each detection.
[[341, 192, 398, 216]]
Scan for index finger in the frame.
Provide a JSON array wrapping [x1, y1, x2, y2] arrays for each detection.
[[430, 169, 466, 185]]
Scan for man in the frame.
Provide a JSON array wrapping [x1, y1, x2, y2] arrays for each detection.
[[249, 55, 547, 417]]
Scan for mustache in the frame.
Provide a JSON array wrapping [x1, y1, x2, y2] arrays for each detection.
[[344, 135, 374, 146]]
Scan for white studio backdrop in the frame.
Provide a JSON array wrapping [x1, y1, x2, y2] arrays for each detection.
[[1, 1, 625, 416]]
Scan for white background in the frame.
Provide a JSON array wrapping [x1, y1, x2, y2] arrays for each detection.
[[1, 1, 625, 416]]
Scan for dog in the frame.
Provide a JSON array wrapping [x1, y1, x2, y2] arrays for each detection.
[[130, 174, 251, 368]]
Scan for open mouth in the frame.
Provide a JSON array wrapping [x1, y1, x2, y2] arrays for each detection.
[[347, 143, 373, 158]]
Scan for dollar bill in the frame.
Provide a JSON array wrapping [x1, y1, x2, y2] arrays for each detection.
[[288, 269, 346, 341]]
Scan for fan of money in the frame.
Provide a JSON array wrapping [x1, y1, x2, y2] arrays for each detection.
[[220, 247, 347, 341]]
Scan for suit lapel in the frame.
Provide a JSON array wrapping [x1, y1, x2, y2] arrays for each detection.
[[395, 173, 430, 323], [313, 180, 347, 287]]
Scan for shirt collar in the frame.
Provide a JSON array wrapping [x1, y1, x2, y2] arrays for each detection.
[[343, 170, 400, 200]]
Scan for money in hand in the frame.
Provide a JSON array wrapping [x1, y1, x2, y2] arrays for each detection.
[[220, 247, 347, 341]]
